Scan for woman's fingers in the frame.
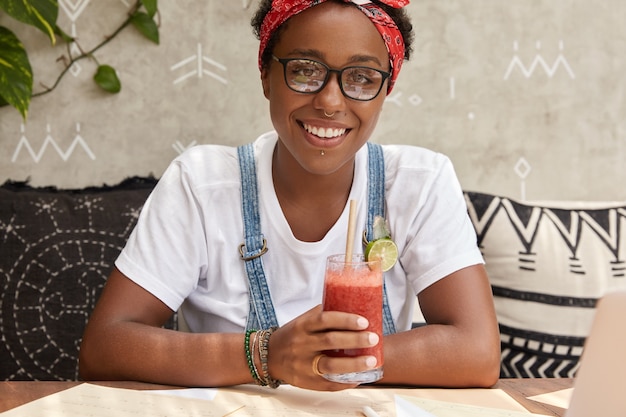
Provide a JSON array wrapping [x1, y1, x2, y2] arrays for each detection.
[[313, 354, 379, 377], [314, 329, 380, 352], [266, 305, 382, 390], [303, 305, 370, 333]]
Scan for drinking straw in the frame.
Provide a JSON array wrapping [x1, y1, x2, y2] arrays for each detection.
[[345, 199, 357, 263]]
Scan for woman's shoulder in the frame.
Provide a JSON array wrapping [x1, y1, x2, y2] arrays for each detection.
[[175, 144, 238, 177], [173, 132, 277, 183], [379, 143, 452, 173]]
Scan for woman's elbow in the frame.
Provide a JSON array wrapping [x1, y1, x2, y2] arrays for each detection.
[[78, 337, 111, 381], [471, 339, 502, 387], [78, 341, 96, 380]]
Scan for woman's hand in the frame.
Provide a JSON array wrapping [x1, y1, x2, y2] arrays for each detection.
[[267, 305, 380, 391]]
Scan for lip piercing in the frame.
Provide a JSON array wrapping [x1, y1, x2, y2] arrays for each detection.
[[323, 110, 335, 118], [320, 150, 325, 156]]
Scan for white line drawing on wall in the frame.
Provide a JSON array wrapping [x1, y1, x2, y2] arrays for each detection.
[[11, 123, 96, 163], [504, 41, 576, 80], [514, 157, 532, 200], [449, 77, 477, 120], [449, 77, 456, 99], [408, 94, 423, 106], [385, 92, 403, 106], [58, 0, 92, 77], [384, 91, 422, 107], [59, 0, 91, 27], [171, 44, 228, 85], [172, 140, 198, 155]]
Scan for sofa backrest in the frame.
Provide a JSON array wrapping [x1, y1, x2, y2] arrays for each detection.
[[0, 177, 177, 381], [465, 191, 626, 378], [3, 178, 624, 380]]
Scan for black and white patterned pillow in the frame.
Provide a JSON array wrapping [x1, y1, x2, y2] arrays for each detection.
[[0, 177, 175, 381], [465, 191, 626, 378]]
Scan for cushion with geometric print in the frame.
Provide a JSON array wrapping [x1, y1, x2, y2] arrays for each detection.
[[464, 191, 626, 378], [0, 177, 177, 381]]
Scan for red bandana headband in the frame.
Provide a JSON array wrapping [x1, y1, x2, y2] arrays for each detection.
[[259, 0, 409, 93]]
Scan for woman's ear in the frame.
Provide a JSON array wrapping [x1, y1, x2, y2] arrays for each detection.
[[261, 68, 271, 99]]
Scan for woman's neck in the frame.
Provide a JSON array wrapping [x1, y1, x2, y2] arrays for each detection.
[[271, 142, 354, 242]]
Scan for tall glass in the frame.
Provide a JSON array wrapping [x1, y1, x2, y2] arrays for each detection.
[[322, 254, 384, 384]]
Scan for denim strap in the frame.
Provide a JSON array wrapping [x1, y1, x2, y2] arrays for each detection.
[[237, 144, 279, 330], [366, 143, 397, 335], [238, 143, 396, 334]]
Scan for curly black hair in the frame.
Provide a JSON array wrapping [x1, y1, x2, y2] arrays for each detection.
[[251, 0, 414, 70]]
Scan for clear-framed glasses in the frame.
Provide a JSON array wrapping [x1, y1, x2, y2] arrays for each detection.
[[272, 55, 390, 101]]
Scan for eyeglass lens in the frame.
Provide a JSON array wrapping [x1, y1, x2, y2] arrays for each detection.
[[282, 59, 386, 101]]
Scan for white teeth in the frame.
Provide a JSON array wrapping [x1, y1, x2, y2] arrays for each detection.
[[303, 123, 346, 139]]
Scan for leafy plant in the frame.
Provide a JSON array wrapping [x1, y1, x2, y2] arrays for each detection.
[[0, 0, 159, 120]]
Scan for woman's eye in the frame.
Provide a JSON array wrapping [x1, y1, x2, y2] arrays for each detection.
[[346, 70, 374, 85]]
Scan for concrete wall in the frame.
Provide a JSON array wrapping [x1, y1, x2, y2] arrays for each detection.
[[1, 0, 624, 201]]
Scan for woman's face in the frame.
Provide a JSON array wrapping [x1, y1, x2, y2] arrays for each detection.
[[262, 2, 390, 177]]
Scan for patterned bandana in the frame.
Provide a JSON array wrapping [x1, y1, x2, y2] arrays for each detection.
[[258, 0, 410, 93]]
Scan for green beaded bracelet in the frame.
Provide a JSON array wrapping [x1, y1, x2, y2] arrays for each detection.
[[244, 329, 264, 385]]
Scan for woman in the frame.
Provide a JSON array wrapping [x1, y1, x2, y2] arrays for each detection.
[[79, 0, 501, 391]]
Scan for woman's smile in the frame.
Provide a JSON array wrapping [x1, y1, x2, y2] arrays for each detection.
[[301, 122, 347, 139]]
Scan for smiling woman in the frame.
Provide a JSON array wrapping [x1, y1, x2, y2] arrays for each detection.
[[79, 0, 501, 391]]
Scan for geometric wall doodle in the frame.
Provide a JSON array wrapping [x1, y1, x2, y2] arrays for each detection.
[[171, 44, 228, 85], [11, 124, 95, 164], [504, 40, 576, 80]]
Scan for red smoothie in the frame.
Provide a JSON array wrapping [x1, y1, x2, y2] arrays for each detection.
[[322, 262, 383, 365]]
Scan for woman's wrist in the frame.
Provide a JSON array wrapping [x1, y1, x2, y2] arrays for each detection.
[[258, 326, 281, 388], [244, 327, 281, 388], [244, 329, 264, 385]]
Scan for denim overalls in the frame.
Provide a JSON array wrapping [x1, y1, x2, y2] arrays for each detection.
[[237, 142, 396, 335]]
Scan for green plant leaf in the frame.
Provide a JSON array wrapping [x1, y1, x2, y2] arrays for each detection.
[[0, 0, 59, 45], [0, 26, 33, 120], [54, 24, 73, 43], [140, 0, 157, 18], [93, 65, 121, 93], [131, 11, 159, 44]]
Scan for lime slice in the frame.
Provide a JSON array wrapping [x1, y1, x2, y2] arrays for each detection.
[[365, 238, 398, 272]]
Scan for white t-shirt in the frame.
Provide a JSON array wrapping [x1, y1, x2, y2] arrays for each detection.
[[115, 132, 483, 332]]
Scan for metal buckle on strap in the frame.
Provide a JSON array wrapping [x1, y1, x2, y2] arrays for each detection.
[[239, 239, 268, 260]]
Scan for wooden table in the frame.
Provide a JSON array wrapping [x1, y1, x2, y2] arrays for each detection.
[[0, 378, 573, 415]]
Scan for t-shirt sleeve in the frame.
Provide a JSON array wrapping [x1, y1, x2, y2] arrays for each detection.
[[115, 159, 209, 311], [390, 152, 483, 295]]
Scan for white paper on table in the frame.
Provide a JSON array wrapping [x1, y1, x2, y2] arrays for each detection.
[[395, 395, 437, 417], [214, 384, 397, 416], [527, 388, 573, 409], [146, 387, 218, 401], [0, 383, 241, 417], [391, 388, 530, 413], [395, 395, 548, 417]]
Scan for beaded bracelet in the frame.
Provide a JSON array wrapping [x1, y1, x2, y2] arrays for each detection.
[[244, 329, 264, 385], [258, 326, 281, 388], [250, 331, 264, 385]]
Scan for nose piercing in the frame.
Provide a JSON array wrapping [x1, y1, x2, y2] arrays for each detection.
[[323, 110, 335, 118]]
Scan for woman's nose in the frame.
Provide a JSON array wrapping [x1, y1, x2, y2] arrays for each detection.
[[314, 71, 345, 111]]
